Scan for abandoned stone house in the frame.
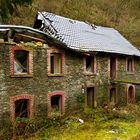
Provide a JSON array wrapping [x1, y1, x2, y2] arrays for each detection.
[[0, 11, 140, 123]]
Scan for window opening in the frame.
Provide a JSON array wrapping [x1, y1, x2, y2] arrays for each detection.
[[128, 86, 134, 103], [87, 87, 95, 108], [110, 88, 116, 105], [110, 56, 116, 78], [15, 99, 29, 118], [86, 57, 94, 73], [14, 50, 28, 74], [50, 53, 62, 74], [127, 58, 133, 72], [51, 95, 61, 114]]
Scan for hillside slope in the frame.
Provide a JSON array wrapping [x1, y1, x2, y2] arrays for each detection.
[[2, 0, 140, 48]]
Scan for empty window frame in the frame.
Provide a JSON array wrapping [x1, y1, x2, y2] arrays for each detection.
[[10, 95, 33, 120], [126, 58, 134, 72], [48, 91, 65, 116], [86, 87, 95, 108], [51, 95, 62, 114], [10, 46, 33, 76], [110, 56, 117, 79], [110, 88, 117, 105], [85, 56, 95, 73], [15, 99, 29, 118], [14, 50, 29, 74], [50, 53, 62, 74]]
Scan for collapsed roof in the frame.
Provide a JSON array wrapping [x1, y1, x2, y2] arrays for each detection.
[[34, 11, 140, 57], [0, 25, 64, 45]]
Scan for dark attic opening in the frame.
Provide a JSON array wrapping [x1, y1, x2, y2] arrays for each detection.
[[15, 99, 29, 118], [14, 50, 29, 74], [51, 95, 61, 113], [33, 15, 43, 29]]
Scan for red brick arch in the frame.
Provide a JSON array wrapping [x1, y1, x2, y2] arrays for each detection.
[[10, 94, 33, 120], [47, 91, 65, 116]]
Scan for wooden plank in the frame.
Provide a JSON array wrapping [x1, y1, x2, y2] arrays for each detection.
[[15, 33, 46, 42]]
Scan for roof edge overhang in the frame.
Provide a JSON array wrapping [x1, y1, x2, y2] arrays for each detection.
[[0, 24, 140, 57]]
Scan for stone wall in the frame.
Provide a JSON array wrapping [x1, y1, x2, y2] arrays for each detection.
[[0, 43, 140, 123]]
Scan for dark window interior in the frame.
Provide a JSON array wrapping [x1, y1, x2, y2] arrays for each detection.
[[14, 50, 28, 74], [51, 95, 61, 112], [50, 55, 54, 74], [87, 87, 95, 108], [127, 58, 133, 72], [86, 57, 94, 72], [33, 17, 42, 29], [128, 86, 134, 103], [110, 56, 116, 78], [15, 99, 29, 118]]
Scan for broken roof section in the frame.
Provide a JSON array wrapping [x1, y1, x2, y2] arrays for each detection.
[[0, 25, 65, 46], [34, 11, 140, 57]]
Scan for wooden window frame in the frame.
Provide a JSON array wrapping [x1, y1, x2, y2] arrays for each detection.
[[47, 47, 65, 76], [10, 45, 33, 77]]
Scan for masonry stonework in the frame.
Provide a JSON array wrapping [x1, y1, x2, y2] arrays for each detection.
[[0, 42, 140, 124]]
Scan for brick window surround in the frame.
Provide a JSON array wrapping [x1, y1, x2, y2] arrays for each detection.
[[126, 57, 134, 72], [84, 55, 96, 75], [47, 47, 65, 76], [47, 91, 65, 116], [10, 94, 33, 120], [126, 84, 135, 104], [10, 45, 33, 77]]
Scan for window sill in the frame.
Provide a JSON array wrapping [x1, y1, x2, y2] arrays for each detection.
[[11, 74, 33, 78], [83, 72, 96, 76], [48, 74, 64, 77]]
